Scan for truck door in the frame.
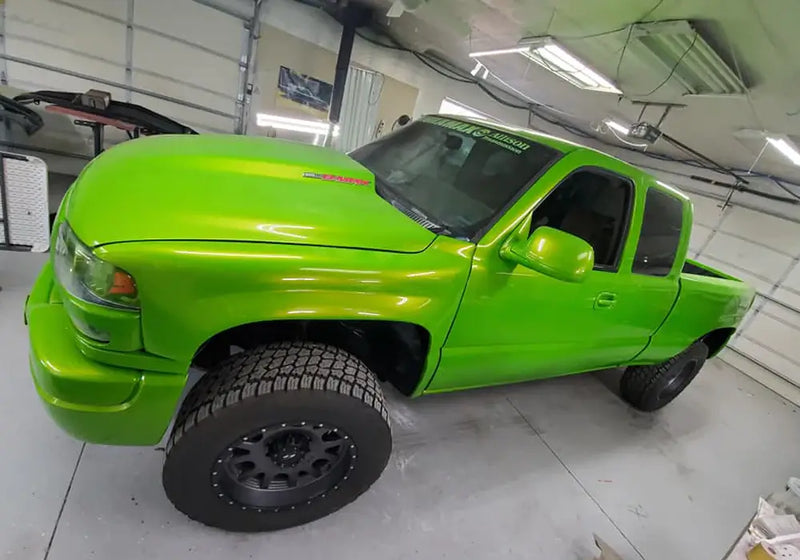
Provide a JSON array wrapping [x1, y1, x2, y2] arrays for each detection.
[[429, 166, 677, 393]]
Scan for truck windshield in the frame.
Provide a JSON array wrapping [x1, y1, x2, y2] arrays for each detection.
[[350, 116, 561, 239]]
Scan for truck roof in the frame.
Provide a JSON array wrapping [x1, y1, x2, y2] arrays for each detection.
[[435, 114, 689, 204]]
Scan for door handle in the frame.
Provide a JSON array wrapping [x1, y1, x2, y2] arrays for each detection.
[[594, 292, 617, 309]]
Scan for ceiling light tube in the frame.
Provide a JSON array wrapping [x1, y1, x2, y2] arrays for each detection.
[[470, 39, 621, 94], [257, 113, 340, 137], [470, 62, 482, 76], [258, 113, 332, 131], [605, 119, 630, 135], [767, 137, 800, 166], [468, 46, 530, 58], [527, 42, 620, 94]]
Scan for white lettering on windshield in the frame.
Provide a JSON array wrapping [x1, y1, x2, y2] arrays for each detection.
[[423, 116, 532, 154]]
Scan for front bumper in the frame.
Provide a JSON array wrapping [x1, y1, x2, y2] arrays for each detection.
[[26, 263, 187, 445]]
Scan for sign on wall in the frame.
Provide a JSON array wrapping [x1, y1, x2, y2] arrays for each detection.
[[276, 66, 333, 118]]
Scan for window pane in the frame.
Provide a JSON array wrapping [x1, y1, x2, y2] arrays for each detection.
[[530, 170, 632, 270], [350, 117, 560, 238], [633, 189, 684, 276]]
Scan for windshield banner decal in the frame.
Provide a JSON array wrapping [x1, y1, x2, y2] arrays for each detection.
[[422, 116, 532, 154]]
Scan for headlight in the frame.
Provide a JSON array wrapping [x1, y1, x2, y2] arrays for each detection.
[[54, 223, 140, 310]]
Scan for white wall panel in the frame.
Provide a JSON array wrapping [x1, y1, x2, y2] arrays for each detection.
[[773, 287, 800, 311], [687, 192, 726, 227], [745, 314, 800, 362], [699, 255, 774, 293], [703, 232, 793, 280], [58, 0, 128, 19], [783, 261, 800, 292], [729, 337, 800, 388], [689, 223, 712, 254], [719, 206, 800, 254], [132, 70, 233, 114], [132, 32, 239, 102], [7, 1, 126, 64], [720, 347, 800, 407], [135, 0, 242, 58], [762, 301, 800, 330], [5, 37, 127, 86]]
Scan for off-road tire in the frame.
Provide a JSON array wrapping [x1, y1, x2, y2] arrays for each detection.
[[620, 341, 709, 412], [163, 341, 391, 532]]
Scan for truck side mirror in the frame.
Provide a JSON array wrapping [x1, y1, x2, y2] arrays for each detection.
[[500, 225, 595, 283]]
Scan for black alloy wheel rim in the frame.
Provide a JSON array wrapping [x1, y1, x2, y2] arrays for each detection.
[[657, 360, 698, 404], [212, 422, 355, 510]]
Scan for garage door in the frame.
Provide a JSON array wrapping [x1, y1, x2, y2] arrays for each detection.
[[687, 191, 800, 401], [2, 0, 246, 132]]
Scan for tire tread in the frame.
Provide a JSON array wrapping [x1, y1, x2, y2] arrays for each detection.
[[167, 342, 387, 454], [620, 341, 708, 411]]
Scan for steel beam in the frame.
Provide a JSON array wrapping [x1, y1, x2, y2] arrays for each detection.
[[235, 0, 264, 135]]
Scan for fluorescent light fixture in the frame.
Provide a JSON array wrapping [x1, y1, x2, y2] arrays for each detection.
[[469, 46, 530, 58], [605, 119, 630, 135], [439, 98, 496, 121], [469, 62, 490, 79], [767, 137, 800, 166], [256, 113, 340, 137], [469, 38, 621, 94], [631, 20, 747, 95]]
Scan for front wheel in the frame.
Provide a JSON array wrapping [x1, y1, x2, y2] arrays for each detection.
[[620, 341, 709, 412], [163, 341, 391, 532]]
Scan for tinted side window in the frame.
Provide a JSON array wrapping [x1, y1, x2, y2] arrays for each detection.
[[530, 170, 632, 271], [633, 189, 684, 276]]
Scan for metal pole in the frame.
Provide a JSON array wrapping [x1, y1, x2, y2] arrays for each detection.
[[328, 22, 356, 127], [0, 1, 8, 86], [747, 140, 770, 174], [125, 0, 135, 102], [235, 0, 264, 135]]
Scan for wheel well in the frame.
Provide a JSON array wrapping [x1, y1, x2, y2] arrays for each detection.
[[192, 320, 431, 396], [700, 327, 736, 357]]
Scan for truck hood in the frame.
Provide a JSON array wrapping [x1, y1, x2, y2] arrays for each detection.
[[65, 135, 436, 253]]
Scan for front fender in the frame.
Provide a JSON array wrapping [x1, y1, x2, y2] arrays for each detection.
[[98, 238, 474, 389]]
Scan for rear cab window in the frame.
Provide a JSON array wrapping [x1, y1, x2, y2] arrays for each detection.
[[633, 188, 685, 276]]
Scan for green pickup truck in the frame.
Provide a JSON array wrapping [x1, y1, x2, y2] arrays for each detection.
[[27, 115, 754, 531]]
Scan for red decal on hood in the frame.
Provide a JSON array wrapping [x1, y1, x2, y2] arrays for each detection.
[[303, 172, 370, 185]]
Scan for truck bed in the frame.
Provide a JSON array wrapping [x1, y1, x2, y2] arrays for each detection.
[[682, 258, 738, 280], [635, 259, 754, 363]]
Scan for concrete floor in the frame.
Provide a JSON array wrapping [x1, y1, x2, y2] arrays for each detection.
[[3, 251, 799, 560]]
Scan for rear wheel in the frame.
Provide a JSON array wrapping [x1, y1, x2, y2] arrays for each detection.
[[620, 342, 708, 412], [163, 341, 391, 532]]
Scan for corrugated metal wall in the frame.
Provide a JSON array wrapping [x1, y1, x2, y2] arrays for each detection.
[[338, 66, 382, 152], [3, 0, 245, 133], [687, 191, 800, 402]]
